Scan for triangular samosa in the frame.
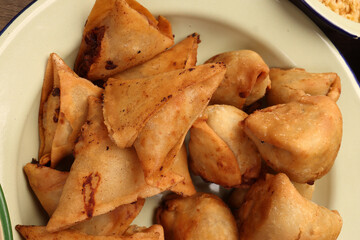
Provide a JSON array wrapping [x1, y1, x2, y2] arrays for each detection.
[[237, 174, 342, 240], [244, 96, 342, 183], [23, 163, 145, 236], [205, 50, 269, 109], [74, 0, 174, 80], [46, 97, 180, 232], [266, 68, 341, 105], [39, 53, 103, 167], [111, 33, 200, 80], [103, 63, 226, 187]]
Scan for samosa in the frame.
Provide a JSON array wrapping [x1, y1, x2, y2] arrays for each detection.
[[74, 0, 174, 80], [267, 68, 341, 105], [237, 174, 342, 240], [39, 53, 102, 167], [46, 97, 180, 232], [103, 63, 226, 188], [23, 163, 145, 236]]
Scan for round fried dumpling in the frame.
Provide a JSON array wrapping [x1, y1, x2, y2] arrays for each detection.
[[205, 50, 269, 109], [156, 192, 238, 240], [189, 105, 261, 188], [237, 173, 342, 240], [267, 68, 341, 105], [244, 95, 342, 183]]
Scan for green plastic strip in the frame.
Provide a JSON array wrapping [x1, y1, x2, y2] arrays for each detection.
[[0, 185, 13, 240]]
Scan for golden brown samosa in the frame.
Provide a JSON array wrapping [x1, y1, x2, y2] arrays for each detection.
[[39, 53, 103, 167], [267, 68, 341, 105], [23, 163, 145, 236], [111, 33, 200, 80], [237, 173, 342, 240], [103, 63, 226, 188], [16, 224, 164, 240], [156, 193, 239, 240], [205, 50, 269, 109], [244, 95, 343, 183], [189, 105, 261, 188], [74, 0, 174, 80], [46, 97, 179, 232]]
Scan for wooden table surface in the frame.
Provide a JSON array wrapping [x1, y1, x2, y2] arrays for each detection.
[[0, 0, 359, 82]]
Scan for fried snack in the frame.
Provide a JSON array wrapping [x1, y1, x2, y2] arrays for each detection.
[[24, 163, 145, 236], [103, 63, 226, 188], [267, 68, 341, 105], [24, 163, 68, 215], [74, 0, 174, 80], [46, 97, 179, 232], [205, 50, 269, 109], [111, 33, 200, 80], [237, 173, 342, 240], [156, 192, 238, 240], [189, 105, 261, 188], [169, 144, 196, 197], [244, 95, 342, 183], [39, 53, 103, 167], [16, 224, 164, 240], [228, 180, 315, 210]]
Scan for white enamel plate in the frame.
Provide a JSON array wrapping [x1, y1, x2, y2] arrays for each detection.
[[0, 0, 359, 239]]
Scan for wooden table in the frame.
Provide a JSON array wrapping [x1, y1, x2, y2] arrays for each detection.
[[1, 0, 359, 82]]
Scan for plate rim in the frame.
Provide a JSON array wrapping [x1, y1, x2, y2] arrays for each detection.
[[301, 0, 360, 39], [0, 0, 360, 239]]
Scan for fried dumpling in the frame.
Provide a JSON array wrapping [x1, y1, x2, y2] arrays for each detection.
[[189, 105, 261, 188], [112, 33, 200, 80], [267, 68, 341, 105], [205, 50, 269, 109], [39, 53, 103, 167], [16, 224, 164, 240], [23, 163, 145, 236], [74, 0, 174, 80], [244, 95, 343, 183], [47, 97, 179, 232], [103, 63, 226, 188], [237, 173, 342, 240], [156, 193, 238, 240]]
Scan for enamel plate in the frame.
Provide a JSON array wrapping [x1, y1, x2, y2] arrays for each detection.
[[0, 0, 359, 239], [302, 0, 360, 38]]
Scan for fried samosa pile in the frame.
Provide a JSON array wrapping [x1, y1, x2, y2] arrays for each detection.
[[17, 0, 344, 239]]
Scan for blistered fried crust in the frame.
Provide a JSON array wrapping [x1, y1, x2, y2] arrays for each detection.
[[237, 173, 342, 240], [112, 33, 200, 80], [244, 95, 342, 183], [46, 97, 179, 232], [205, 50, 269, 109], [157, 193, 239, 240], [74, 0, 174, 80], [189, 105, 261, 187], [103, 63, 226, 188], [267, 68, 341, 105]]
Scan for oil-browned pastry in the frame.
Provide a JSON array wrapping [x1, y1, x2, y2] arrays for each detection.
[[189, 104, 261, 188], [205, 50, 269, 109], [156, 192, 239, 240], [267, 68, 341, 105], [237, 173, 342, 240], [244, 95, 342, 183], [74, 0, 174, 80]]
